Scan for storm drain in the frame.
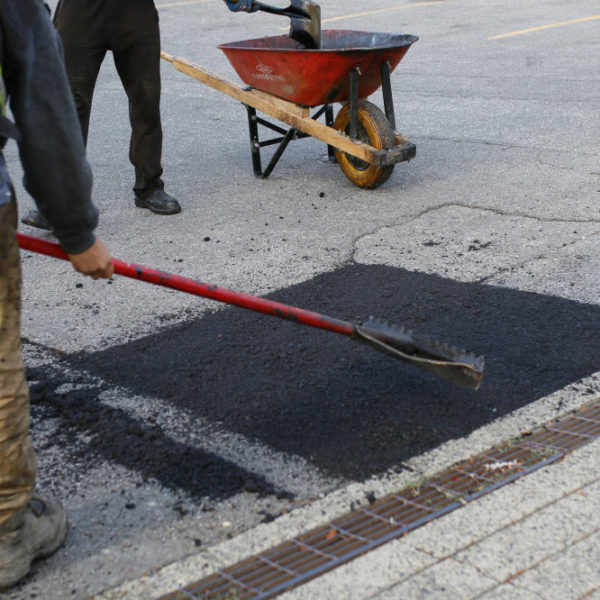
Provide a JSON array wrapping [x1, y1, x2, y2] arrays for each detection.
[[160, 399, 600, 600]]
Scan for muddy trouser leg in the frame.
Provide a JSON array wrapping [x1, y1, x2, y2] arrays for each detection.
[[112, 3, 164, 199], [0, 196, 36, 533]]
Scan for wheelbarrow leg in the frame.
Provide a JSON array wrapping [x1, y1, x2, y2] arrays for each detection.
[[261, 128, 295, 178], [380, 60, 397, 131], [245, 103, 337, 178], [247, 105, 264, 177], [246, 104, 296, 178], [325, 104, 336, 162]]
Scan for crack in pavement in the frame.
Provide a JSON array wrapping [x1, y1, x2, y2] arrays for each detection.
[[350, 203, 600, 265]]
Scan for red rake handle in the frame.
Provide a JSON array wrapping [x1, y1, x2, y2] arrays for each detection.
[[16, 232, 354, 337], [17, 233, 484, 389]]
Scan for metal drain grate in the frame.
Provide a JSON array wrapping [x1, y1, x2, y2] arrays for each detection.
[[160, 399, 600, 600]]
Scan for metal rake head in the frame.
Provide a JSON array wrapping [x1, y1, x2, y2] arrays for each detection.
[[354, 317, 485, 390]]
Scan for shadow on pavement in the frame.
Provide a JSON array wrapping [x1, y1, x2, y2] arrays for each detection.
[[38, 263, 600, 498]]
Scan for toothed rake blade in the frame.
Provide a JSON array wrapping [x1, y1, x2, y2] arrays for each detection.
[[354, 318, 484, 390]]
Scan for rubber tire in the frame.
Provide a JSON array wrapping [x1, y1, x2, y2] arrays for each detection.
[[334, 100, 395, 189]]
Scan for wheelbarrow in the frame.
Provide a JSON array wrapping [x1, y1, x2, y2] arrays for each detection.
[[162, 30, 418, 188]]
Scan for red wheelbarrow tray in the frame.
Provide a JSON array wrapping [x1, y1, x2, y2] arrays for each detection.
[[218, 30, 418, 108]]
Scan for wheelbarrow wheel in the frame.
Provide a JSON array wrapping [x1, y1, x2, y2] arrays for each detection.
[[334, 100, 395, 189]]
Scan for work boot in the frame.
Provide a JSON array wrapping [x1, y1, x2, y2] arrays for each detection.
[[134, 189, 181, 215], [20, 210, 51, 231], [0, 496, 67, 590]]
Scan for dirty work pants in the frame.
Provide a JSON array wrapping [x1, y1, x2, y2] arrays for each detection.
[[0, 197, 36, 531], [54, 0, 164, 199]]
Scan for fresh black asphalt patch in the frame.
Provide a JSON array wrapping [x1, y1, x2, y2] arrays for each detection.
[[27, 263, 600, 500]]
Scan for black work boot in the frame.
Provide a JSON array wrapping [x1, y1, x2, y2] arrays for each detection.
[[20, 210, 51, 231], [0, 496, 67, 590], [134, 189, 181, 215]]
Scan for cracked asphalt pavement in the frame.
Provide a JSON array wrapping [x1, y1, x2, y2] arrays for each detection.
[[3, 0, 599, 597]]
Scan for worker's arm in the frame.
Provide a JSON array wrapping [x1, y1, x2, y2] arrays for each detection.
[[1, 0, 98, 255]]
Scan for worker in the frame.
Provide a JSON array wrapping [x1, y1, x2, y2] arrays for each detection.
[[21, 0, 181, 230], [0, 0, 114, 589]]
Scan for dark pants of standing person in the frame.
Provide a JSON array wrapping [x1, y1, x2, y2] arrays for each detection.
[[53, 0, 164, 199]]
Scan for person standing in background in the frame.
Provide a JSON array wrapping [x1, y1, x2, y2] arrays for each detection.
[[22, 0, 181, 230]]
